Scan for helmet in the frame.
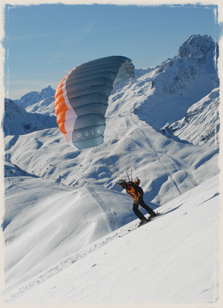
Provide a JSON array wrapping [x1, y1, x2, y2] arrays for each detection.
[[117, 179, 127, 188]]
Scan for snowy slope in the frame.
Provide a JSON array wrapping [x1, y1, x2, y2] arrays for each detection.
[[162, 87, 220, 146], [3, 176, 134, 291], [4, 161, 39, 178], [4, 113, 219, 204], [3, 98, 56, 137], [2, 175, 220, 305]]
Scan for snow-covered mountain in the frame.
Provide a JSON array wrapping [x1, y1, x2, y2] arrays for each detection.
[[15, 85, 56, 116], [2, 34, 220, 305], [3, 98, 56, 137], [108, 35, 219, 131], [162, 87, 220, 146]]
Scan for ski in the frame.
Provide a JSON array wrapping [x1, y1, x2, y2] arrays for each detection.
[[128, 213, 162, 231], [119, 212, 163, 237]]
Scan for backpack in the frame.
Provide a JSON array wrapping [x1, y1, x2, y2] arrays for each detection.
[[127, 181, 144, 197]]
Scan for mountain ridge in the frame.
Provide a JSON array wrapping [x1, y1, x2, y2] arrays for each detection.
[[3, 98, 57, 137]]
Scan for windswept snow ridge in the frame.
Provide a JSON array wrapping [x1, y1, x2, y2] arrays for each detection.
[[162, 87, 220, 146]]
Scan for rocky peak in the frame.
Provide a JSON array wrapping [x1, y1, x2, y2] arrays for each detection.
[[178, 35, 216, 59], [39, 85, 55, 99]]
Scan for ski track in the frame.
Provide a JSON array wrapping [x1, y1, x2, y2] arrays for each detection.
[[86, 186, 119, 231], [122, 113, 199, 199], [132, 118, 183, 196]]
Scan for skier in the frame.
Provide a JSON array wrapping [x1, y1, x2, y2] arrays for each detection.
[[117, 178, 157, 226]]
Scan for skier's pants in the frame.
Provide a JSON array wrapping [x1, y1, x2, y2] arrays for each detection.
[[133, 196, 155, 221]]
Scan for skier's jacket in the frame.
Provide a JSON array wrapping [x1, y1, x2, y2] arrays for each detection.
[[126, 178, 143, 204]]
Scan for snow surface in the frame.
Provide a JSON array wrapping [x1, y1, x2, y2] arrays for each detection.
[[162, 87, 220, 146], [2, 175, 220, 305], [1, 34, 221, 306]]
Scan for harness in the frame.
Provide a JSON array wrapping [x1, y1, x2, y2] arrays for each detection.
[[126, 181, 143, 203]]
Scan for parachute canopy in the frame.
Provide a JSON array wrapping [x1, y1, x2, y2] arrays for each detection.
[[55, 56, 135, 150]]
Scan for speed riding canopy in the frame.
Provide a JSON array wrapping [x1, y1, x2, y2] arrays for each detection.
[[55, 56, 135, 150]]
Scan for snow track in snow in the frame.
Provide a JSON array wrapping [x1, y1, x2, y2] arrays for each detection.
[[86, 186, 119, 231]]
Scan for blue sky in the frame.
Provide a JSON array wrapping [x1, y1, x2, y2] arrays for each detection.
[[3, 3, 222, 100]]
